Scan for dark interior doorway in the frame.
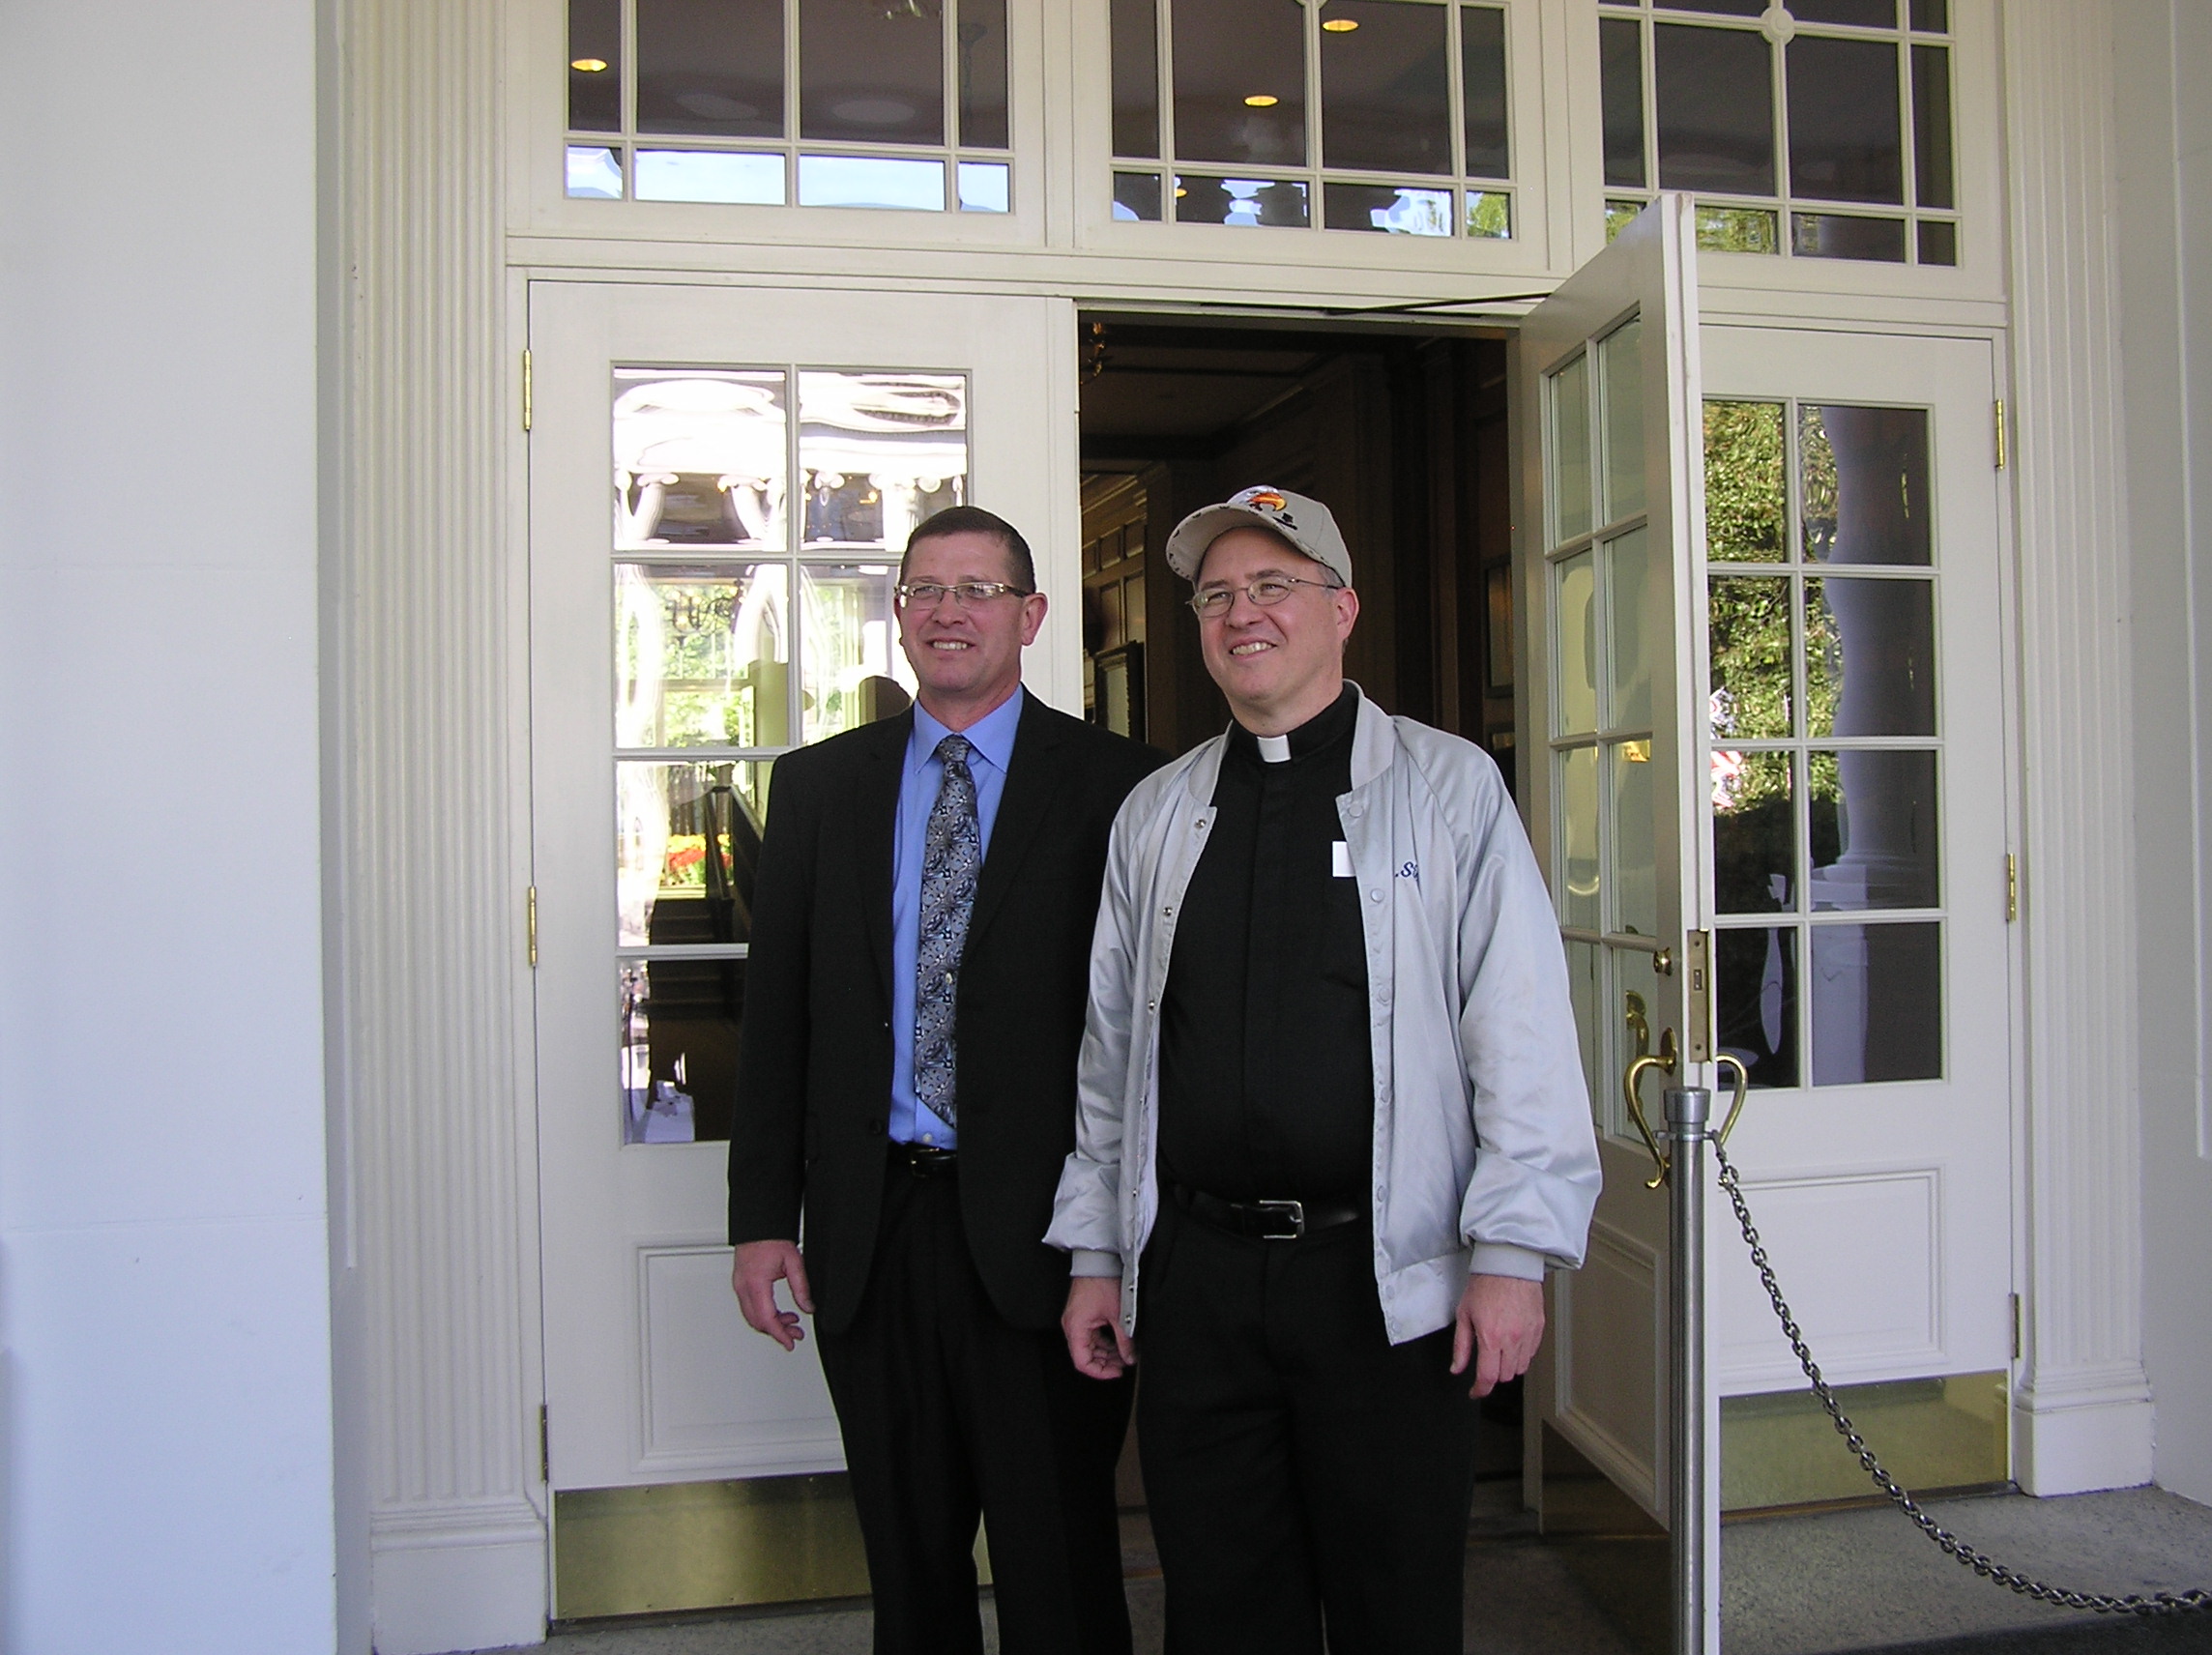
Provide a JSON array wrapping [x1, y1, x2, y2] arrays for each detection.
[[1076, 313, 1528, 1508], [1075, 315, 1518, 781]]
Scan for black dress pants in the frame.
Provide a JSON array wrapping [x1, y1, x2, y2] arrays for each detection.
[[817, 1160, 1134, 1655], [1135, 1193, 1480, 1655]]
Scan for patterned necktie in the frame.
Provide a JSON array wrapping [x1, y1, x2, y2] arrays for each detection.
[[915, 735, 980, 1128]]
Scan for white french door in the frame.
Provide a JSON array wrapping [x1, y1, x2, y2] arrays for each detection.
[[528, 281, 1081, 1495], [1520, 198, 2013, 1645]]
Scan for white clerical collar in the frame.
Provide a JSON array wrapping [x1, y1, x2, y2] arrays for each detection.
[[1256, 734, 1292, 764]]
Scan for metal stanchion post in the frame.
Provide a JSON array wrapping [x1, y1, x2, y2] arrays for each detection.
[[1666, 1084, 1712, 1655]]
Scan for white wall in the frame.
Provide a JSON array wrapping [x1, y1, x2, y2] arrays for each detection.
[[0, 3, 339, 1650], [2119, 0, 2212, 1508]]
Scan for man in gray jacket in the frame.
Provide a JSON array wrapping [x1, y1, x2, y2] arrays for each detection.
[[1048, 486, 1601, 1655]]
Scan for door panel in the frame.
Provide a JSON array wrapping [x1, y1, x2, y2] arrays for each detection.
[[530, 281, 1079, 1494]]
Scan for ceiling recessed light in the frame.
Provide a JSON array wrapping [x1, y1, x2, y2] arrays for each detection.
[[1322, 16, 1359, 31], [1174, 186, 1188, 197], [1243, 93, 1279, 107], [571, 57, 609, 72]]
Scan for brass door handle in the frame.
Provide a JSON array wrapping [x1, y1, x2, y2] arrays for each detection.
[[1714, 1052, 1750, 1147], [1624, 1029, 1678, 1189]]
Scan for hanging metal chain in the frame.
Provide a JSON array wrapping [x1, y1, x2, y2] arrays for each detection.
[[1711, 1142, 2212, 1618]]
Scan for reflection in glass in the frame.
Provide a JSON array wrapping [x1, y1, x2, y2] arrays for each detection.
[[1606, 199, 1644, 242], [797, 155, 945, 211], [1703, 401, 1786, 561], [1810, 750, 1938, 910], [799, 3, 944, 146], [614, 370, 787, 549], [1787, 36, 1903, 204], [1551, 354, 1593, 543], [800, 566, 919, 743], [618, 761, 773, 948], [1175, 176, 1310, 227], [1463, 5, 1510, 179], [1322, 0, 1449, 175], [1707, 575, 1792, 740], [568, 146, 625, 199], [1911, 45, 1955, 209], [1600, 16, 1644, 189], [957, 162, 1010, 213], [1917, 220, 1958, 266], [1695, 205, 1780, 255], [1792, 213, 1906, 263], [1565, 939, 1603, 1118], [1801, 406, 1932, 565], [1712, 751, 1793, 913], [569, 0, 622, 132], [1602, 319, 1645, 524], [1173, 0, 1305, 166], [1607, 528, 1655, 732], [799, 372, 968, 551], [1466, 191, 1511, 238], [1556, 551, 1597, 734], [621, 959, 743, 1145], [637, 0, 781, 138], [1324, 185, 1451, 236], [1909, 0, 1948, 29], [1716, 926, 1797, 1088], [616, 564, 788, 750], [1610, 740, 1658, 939], [1654, 24, 1774, 196], [635, 150, 784, 205], [1112, 0, 1161, 158], [1612, 946, 1663, 1137], [1805, 576, 1935, 737], [1655, 0, 1762, 14], [1790, 0, 1895, 22], [1811, 921, 1941, 1083], [1559, 744, 1601, 932], [957, 0, 1010, 149], [1113, 171, 1164, 221]]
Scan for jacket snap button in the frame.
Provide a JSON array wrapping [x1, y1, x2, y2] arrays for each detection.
[[1369, 888, 1383, 903]]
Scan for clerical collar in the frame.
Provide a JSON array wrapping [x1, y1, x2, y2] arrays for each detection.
[[1231, 682, 1358, 766]]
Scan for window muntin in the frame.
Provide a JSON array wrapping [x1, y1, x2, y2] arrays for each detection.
[[1703, 396, 1946, 1089], [1598, 1, 1959, 267], [609, 365, 962, 1144], [1111, 0, 1519, 240], [567, 0, 1012, 213]]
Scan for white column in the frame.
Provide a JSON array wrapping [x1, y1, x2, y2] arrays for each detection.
[[337, 3, 545, 1649], [2000, 0, 2156, 1495]]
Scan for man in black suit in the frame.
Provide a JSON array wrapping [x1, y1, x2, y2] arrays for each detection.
[[728, 506, 1160, 1655]]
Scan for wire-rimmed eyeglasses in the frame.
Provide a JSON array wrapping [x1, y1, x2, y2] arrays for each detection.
[[1187, 574, 1343, 620], [894, 580, 1035, 610]]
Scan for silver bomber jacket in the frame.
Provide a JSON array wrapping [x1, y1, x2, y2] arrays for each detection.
[[1045, 688, 1603, 1345]]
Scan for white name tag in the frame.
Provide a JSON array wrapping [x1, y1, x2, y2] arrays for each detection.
[[1331, 841, 1353, 878]]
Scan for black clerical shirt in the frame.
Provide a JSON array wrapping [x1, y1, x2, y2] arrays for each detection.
[[1158, 684, 1374, 1205]]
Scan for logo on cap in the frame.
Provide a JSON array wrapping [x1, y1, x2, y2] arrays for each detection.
[[1235, 487, 1287, 512]]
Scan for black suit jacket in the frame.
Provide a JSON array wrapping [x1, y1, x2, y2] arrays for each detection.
[[728, 694, 1164, 1335]]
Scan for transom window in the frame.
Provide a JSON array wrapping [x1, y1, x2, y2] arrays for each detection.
[[567, 0, 1012, 212], [1599, 0, 1958, 265], [1108, 0, 1517, 238]]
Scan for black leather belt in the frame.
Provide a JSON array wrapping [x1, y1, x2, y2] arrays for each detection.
[[1173, 1184, 1362, 1241], [890, 1141, 959, 1176]]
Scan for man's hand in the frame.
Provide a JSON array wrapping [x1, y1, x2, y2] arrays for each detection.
[[1062, 1275, 1135, 1380], [1450, 1273, 1545, 1399], [731, 1240, 815, 1350]]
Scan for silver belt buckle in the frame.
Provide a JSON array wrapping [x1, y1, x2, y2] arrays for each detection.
[[1253, 1199, 1305, 1240]]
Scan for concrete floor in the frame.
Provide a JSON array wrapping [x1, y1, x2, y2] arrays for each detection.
[[508, 1484, 2212, 1655]]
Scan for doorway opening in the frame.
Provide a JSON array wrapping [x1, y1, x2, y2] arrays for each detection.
[[1073, 311, 1528, 1515]]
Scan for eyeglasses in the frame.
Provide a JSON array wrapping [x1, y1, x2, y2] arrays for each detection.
[[1187, 574, 1343, 620], [894, 580, 1034, 609]]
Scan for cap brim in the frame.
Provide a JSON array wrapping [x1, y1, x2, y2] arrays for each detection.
[[1165, 504, 1299, 579]]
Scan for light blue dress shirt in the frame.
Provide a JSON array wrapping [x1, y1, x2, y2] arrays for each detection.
[[888, 687, 1025, 1147]]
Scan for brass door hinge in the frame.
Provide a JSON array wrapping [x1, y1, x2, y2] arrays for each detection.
[[2010, 1292, 2023, 1361], [2005, 854, 2018, 922], [1994, 398, 2006, 470], [527, 885, 539, 966], [538, 1404, 550, 1483], [522, 348, 534, 433]]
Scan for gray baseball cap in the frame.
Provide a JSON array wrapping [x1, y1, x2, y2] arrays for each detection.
[[1164, 485, 1353, 588]]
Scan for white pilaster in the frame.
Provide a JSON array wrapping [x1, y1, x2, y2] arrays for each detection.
[[337, 2, 545, 1648], [2000, 0, 2155, 1495]]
